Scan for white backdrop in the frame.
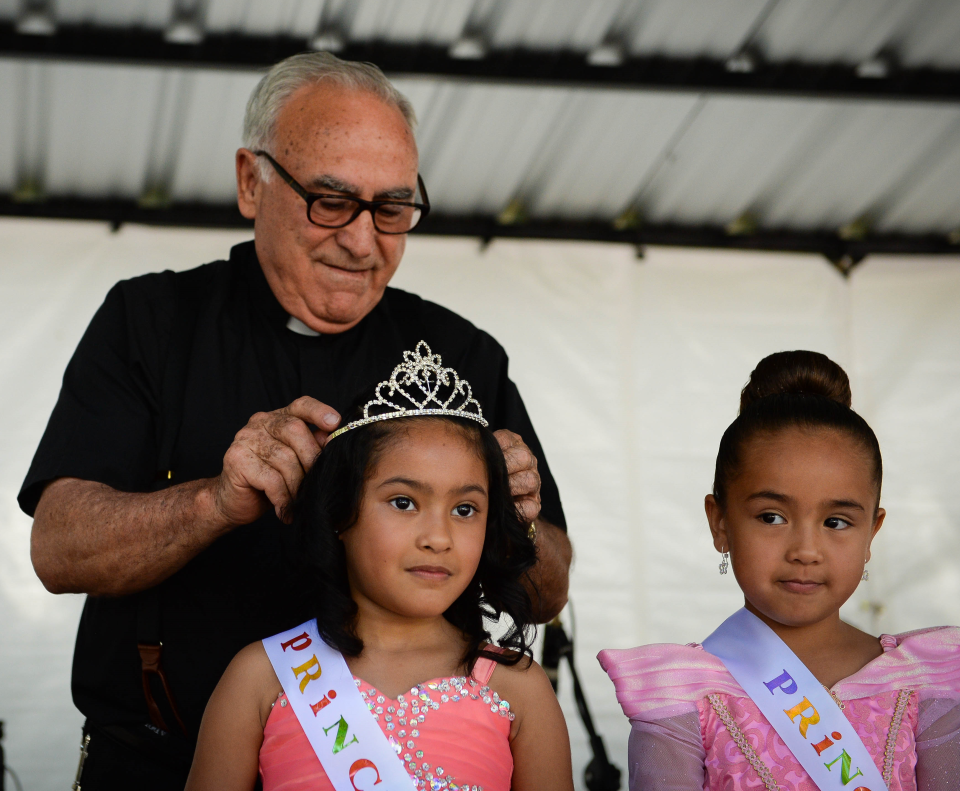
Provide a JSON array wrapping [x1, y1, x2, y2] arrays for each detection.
[[2, 217, 959, 790]]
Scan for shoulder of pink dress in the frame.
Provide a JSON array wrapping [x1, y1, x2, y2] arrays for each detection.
[[837, 625, 960, 699], [597, 643, 745, 721], [473, 644, 507, 684]]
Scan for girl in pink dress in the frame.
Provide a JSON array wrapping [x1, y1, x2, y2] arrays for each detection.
[[185, 346, 573, 791], [599, 351, 960, 791]]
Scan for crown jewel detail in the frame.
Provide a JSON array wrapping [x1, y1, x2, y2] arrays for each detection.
[[327, 341, 487, 441]]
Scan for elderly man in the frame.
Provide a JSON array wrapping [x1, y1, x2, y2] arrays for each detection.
[[21, 53, 570, 788]]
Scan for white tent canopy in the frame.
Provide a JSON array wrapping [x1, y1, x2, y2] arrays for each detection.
[[2, 218, 959, 789]]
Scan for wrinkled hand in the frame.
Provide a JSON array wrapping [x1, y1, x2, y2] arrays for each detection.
[[495, 430, 542, 523], [213, 397, 341, 526]]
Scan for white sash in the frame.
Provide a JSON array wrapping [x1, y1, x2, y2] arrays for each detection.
[[262, 619, 415, 791], [702, 608, 886, 791]]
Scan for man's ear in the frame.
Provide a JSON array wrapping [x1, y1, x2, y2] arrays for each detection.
[[236, 148, 261, 220], [705, 494, 728, 553]]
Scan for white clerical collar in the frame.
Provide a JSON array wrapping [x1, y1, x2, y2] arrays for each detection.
[[286, 315, 321, 337]]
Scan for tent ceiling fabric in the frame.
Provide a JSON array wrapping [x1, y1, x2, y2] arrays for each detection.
[[1, 0, 959, 253], [4, 0, 960, 67]]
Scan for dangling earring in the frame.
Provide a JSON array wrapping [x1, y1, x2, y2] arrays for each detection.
[[861, 562, 869, 582], [719, 550, 729, 575]]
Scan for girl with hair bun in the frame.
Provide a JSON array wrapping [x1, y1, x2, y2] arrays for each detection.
[[600, 351, 960, 791]]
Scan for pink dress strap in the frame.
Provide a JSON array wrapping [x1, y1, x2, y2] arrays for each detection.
[[473, 657, 496, 684], [472, 644, 506, 684], [473, 657, 497, 684]]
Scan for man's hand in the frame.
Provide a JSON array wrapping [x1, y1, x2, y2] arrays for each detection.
[[494, 429, 572, 623], [213, 397, 341, 526], [495, 429, 542, 522], [31, 396, 342, 596]]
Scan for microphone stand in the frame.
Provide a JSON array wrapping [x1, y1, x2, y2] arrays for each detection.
[[0, 722, 24, 791], [542, 618, 622, 791]]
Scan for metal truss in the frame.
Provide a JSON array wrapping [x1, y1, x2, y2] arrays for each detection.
[[2, 196, 956, 273], [2, 21, 959, 103]]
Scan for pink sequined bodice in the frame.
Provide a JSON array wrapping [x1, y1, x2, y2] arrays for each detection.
[[259, 656, 514, 791], [599, 627, 960, 791]]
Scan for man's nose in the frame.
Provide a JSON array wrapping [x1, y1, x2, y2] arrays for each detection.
[[334, 208, 377, 259]]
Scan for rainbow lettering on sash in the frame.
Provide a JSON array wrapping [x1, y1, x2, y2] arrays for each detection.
[[763, 668, 869, 790], [278, 631, 382, 790], [702, 609, 886, 791]]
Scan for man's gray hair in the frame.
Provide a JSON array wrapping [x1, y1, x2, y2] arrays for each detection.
[[243, 52, 417, 179]]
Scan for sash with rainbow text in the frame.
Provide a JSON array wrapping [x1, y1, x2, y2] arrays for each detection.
[[263, 619, 415, 791], [702, 608, 886, 791]]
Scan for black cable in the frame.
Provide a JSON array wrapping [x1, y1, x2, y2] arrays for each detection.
[[4, 768, 23, 791], [543, 618, 622, 791]]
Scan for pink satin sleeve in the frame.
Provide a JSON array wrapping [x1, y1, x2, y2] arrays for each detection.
[[598, 643, 743, 722], [834, 627, 960, 702], [839, 627, 960, 791], [598, 644, 719, 790]]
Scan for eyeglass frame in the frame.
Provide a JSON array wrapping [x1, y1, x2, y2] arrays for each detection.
[[253, 150, 430, 234]]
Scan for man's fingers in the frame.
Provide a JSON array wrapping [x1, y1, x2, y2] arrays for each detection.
[[217, 399, 336, 527], [235, 422, 307, 490], [509, 468, 541, 499], [494, 429, 538, 474], [494, 430, 543, 514], [263, 412, 323, 470], [502, 444, 538, 476], [515, 497, 541, 524], [283, 396, 340, 433], [257, 437, 308, 496], [236, 448, 294, 516], [494, 429, 523, 451]]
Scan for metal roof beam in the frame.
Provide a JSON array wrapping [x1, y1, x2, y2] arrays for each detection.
[[1, 197, 956, 270], [1, 22, 960, 103]]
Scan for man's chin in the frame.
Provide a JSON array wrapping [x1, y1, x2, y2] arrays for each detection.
[[304, 294, 384, 333]]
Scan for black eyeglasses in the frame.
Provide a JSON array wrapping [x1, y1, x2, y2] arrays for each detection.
[[254, 150, 430, 234]]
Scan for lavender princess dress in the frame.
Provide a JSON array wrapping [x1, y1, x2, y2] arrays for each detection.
[[599, 627, 960, 791]]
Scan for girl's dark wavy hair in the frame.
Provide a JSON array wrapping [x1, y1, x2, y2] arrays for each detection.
[[292, 413, 537, 672], [713, 350, 883, 512]]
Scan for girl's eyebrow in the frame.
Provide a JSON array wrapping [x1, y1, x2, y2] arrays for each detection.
[[452, 484, 487, 496], [378, 476, 430, 492], [825, 498, 865, 511], [376, 477, 487, 496], [746, 490, 791, 503], [746, 490, 865, 512]]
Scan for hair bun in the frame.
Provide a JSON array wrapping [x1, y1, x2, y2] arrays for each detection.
[[740, 351, 852, 413]]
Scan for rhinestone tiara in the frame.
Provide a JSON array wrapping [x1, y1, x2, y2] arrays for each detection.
[[327, 341, 488, 441]]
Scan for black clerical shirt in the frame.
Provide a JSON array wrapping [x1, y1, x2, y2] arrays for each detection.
[[19, 240, 565, 741]]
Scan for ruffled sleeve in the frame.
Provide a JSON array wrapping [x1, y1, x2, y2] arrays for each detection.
[[835, 626, 960, 702], [599, 644, 743, 791], [836, 626, 960, 791], [598, 643, 744, 721]]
